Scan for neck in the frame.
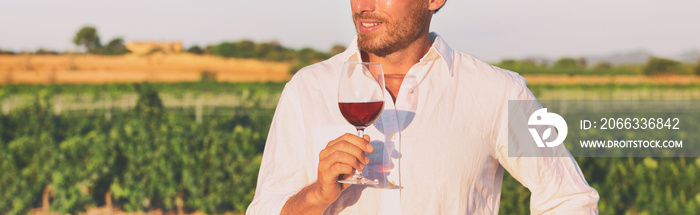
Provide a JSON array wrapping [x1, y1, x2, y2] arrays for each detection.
[[361, 33, 433, 76]]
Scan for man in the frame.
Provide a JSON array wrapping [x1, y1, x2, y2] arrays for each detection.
[[248, 0, 599, 214]]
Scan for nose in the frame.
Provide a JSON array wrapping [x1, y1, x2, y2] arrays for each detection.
[[352, 0, 376, 13]]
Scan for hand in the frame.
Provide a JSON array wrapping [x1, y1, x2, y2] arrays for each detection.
[[314, 133, 373, 204], [280, 133, 374, 215]]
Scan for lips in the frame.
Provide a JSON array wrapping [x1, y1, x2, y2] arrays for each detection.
[[358, 20, 383, 33]]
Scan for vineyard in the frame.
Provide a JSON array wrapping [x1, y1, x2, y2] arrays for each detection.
[[1, 82, 699, 214]]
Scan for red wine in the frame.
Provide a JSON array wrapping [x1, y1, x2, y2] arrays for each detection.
[[339, 101, 384, 127]]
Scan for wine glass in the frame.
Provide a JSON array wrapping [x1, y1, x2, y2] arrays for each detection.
[[337, 62, 385, 185]]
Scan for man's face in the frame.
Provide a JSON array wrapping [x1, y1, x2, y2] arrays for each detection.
[[351, 0, 431, 57]]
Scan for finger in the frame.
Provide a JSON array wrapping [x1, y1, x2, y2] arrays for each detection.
[[327, 133, 373, 153], [331, 163, 355, 177], [326, 133, 362, 147], [318, 161, 354, 184], [363, 135, 373, 152], [319, 141, 370, 164], [318, 152, 365, 185], [319, 151, 364, 175], [326, 151, 365, 171]]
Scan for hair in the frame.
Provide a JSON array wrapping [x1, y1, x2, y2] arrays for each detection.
[[433, 0, 446, 14]]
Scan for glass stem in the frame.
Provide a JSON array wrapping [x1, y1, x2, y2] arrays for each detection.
[[355, 127, 365, 176]]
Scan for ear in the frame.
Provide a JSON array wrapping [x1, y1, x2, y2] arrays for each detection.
[[428, 0, 446, 11]]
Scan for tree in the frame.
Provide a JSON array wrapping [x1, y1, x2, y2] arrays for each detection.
[[0, 48, 15, 55], [592, 61, 613, 70], [643, 57, 681, 75], [254, 42, 273, 59], [498, 59, 517, 68], [72, 26, 102, 52], [695, 59, 700, 75], [577, 58, 587, 68], [105, 38, 124, 48], [103, 38, 130, 55], [258, 41, 288, 61], [329, 44, 346, 56], [520, 58, 546, 68], [288, 47, 330, 74], [553, 57, 580, 69], [204, 45, 216, 55], [211, 42, 240, 58], [186, 45, 204, 55], [87, 37, 129, 55], [235, 40, 256, 58], [34, 48, 59, 55]]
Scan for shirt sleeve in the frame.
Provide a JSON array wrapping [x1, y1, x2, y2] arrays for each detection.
[[247, 82, 311, 215], [495, 78, 600, 214]]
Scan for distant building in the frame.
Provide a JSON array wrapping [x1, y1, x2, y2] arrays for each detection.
[[125, 41, 182, 55]]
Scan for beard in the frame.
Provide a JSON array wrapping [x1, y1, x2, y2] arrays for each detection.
[[354, 5, 431, 57]]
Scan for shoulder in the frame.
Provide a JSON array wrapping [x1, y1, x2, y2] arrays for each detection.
[[451, 51, 529, 98], [281, 53, 347, 105], [287, 53, 345, 90]]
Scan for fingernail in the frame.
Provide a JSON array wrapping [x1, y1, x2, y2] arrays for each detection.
[[364, 157, 370, 164], [366, 144, 373, 152]]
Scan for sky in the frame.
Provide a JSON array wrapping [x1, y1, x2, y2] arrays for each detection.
[[1, 0, 699, 62]]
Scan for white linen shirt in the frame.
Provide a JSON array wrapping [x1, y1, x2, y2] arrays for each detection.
[[247, 33, 599, 215]]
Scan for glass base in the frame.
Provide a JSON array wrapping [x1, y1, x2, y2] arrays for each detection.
[[338, 174, 379, 185]]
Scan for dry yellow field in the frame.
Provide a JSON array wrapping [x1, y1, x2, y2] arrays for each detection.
[[0, 53, 291, 84], [2, 54, 698, 85], [522, 74, 700, 85]]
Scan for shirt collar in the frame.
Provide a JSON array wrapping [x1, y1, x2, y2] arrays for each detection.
[[342, 32, 455, 77]]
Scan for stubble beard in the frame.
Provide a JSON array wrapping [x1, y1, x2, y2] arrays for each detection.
[[355, 6, 431, 57]]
